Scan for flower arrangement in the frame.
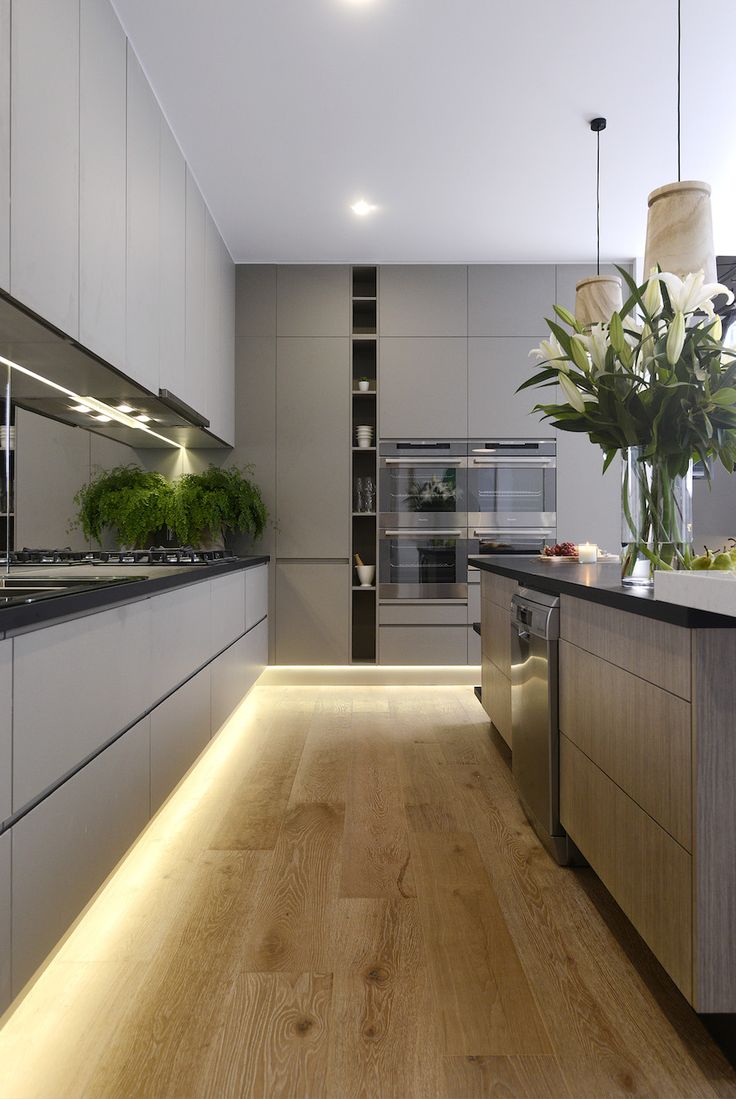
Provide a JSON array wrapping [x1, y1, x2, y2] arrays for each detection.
[[522, 268, 736, 579]]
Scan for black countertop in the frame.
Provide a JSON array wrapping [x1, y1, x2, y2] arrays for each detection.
[[468, 555, 736, 628], [0, 555, 270, 638]]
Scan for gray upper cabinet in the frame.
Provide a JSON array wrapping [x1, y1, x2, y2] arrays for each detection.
[[185, 168, 207, 420], [468, 337, 555, 439], [276, 337, 350, 557], [79, 0, 126, 370], [275, 561, 350, 664], [556, 430, 621, 551], [11, 0, 80, 337], [379, 266, 467, 336], [468, 265, 555, 337], [158, 122, 186, 405], [126, 45, 160, 394], [0, 1, 9, 291], [236, 264, 277, 337], [555, 262, 634, 316], [276, 265, 350, 336], [379, 338, 467, 438]]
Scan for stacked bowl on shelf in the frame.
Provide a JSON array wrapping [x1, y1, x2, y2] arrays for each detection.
[[355, 425, 374, 449]]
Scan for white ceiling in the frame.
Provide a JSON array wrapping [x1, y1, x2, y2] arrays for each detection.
[[111, 0, 736, 264]]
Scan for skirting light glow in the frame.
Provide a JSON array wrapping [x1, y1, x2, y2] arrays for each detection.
[[351, 198, 377, 217], [0, 355, 183, 449]]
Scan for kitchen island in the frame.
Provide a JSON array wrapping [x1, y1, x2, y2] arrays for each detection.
[[471, 554, 736, 1014], [0, 556, 269, 1013]]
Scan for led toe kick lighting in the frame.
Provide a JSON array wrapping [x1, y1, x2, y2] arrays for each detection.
[[0, 355, 184, 449]]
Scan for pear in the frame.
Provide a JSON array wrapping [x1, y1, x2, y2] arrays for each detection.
[[711, 552, 734, 571], [691, 550, 713, 570]]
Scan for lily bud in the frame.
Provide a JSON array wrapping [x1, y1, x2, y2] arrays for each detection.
[[711, 315, 723, 342], [666, 311, 686, 366], [609, 311, 625, 355], [643, 274, 663, 317], [569, 336, 590, 374], [559, 373, 586, 413]]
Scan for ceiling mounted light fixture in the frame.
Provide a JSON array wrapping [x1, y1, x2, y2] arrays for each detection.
[[351, 198, 377, 217], [575, 117, 622, 328], [643, 0, 716, 282]]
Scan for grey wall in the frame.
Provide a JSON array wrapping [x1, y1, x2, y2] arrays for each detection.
[[693, 467, 736, 551]]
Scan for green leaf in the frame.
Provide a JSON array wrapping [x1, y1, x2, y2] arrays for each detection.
[[609, 310, 625, 354]]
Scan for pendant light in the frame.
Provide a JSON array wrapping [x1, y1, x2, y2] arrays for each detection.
[[575, 117, 623, 328], [643, 0, 716, 282]]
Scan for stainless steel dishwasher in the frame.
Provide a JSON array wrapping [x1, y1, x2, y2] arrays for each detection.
[[510, 587, 571, 865]]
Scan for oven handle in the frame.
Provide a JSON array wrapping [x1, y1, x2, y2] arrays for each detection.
[[471, 457, 556, 466], [384, 457, 463, 465], [383, 529, 464, 537], [473, 529, 551, 537]]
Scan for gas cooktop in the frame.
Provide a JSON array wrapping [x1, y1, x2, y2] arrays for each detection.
[[0, 547, 236, 566]]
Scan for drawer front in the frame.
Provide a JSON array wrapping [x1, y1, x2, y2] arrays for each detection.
[[379, 603, 468, 627], [560, 641, 692, 849], [560, 735, 692, 1001], [560, 596, 691, 700], [481, 652, 511, 747], [245, 563, 269, 631], [379, 625, 467, 666], [482, 598, 511, 679], [468, 583, 481, 625], [481, 570, 518, 610]]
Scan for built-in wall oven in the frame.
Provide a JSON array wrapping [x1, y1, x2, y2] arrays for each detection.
[[467, 440, 556, 548], [379, 441, 468, 600]]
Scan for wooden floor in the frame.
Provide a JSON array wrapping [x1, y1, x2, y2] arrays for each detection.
[[1, 684, 735, 1099]]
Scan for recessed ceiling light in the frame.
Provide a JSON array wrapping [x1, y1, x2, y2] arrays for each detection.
[[136, 414, 151, 423], [351, 199, 377, 217], [71, 403, 92, 413], [93, 414, 112, 423], [116, 403, 135, 414]]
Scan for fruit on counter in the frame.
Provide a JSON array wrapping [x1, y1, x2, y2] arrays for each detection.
[[689, 541, 736, 571], [542, 542, 578, 557]]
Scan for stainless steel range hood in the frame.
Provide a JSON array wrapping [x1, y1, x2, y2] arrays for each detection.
[[0, 291, 230, 449]]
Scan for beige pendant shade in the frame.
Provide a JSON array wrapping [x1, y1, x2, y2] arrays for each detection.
[[643, 180, 716, 282], [575, 274, 623, 327]]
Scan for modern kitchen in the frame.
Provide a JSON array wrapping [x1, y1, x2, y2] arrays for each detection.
[[1, 2, 736, 1097]]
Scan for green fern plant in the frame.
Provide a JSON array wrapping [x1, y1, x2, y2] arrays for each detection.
[[73, 465, 174, 547], [167, 465, 267, 546]]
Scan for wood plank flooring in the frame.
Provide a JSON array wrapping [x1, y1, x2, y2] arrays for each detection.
[[0, 684, 735, 1099]]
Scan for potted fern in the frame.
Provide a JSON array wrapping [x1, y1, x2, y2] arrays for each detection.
[[73, 465, 174, 548], [167, 465, 267, 549]]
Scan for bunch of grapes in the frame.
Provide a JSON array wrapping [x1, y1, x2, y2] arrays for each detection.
[[543, 542, 577, 557]]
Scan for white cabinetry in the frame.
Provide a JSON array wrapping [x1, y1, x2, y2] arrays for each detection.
[[10, 0, 80, 335], [79, 0, 126, 369], [158, 123, 186, 400], [150, 667, 211, 813], [0, 833, 10, 1010], [125, 45, 160, 394], [185, 168, 207, 418], [0, 1, 10, 291], [0, 640, 10, 821], [246, 563, 268, 630], [205, 210, 235, 443]]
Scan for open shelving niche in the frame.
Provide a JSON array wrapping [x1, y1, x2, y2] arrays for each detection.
[[350, 266, 378, 662], [0, 399, 15, 553]]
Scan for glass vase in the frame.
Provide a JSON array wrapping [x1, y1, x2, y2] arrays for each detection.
[[621, 447, 693, 587]]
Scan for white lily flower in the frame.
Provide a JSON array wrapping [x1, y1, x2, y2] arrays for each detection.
[[666, 311, 686, 365], [578, 324, 609, 376], [643, 271, 663, 317], [559, 372, 586, 413], [657, 270, 734, 319], [528, 335, 569, 373]]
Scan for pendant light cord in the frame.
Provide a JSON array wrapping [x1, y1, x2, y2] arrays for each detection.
[[681, 0, 685, 180], [596, 127, 601, 276]]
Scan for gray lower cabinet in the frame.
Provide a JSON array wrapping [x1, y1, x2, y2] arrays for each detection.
[[276, 265, 350, 337], [379, 625, 468, 665], [0, 639, 11, 822], [379, 338, 467, 438], [379, 265, 467, 337], [11, 715, 151, 997], [10, 0, 80, 336], [468, 625, 481, 665], [212, 619, 268, 732], [276, 339, 350, 557], [468, 265, 555, 338], [468, 337, 556, 439], [0, 1, 11, 290], [0, 832, 9, 1010], [150, 666, 211, 814], [79, 0, 127, 370], [275, 561, 350, 664]]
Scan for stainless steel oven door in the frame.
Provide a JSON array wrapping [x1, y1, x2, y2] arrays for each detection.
[[467, 455, 556, 530], [379, 528, 468, 601], [469, 529, 552, 557], [379, 442, 467, 529]]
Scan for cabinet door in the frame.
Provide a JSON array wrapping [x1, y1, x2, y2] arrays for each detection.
[[0, 639, 10, 822], [379, 338, 467, 438], [275, 561, 350, 664], [150, 666, 210, 813], [0, 1, 9, 291], [11, 717, 150, 996], [185, 168, 207, 419], [556, 430, 621, 552], [11, 0, 79, 335], [79, 0, 126, 369], [158, 121, 186, 403], [468, 337, 556, 439], [245, 563, 269, 630], [149, 581, 212, 702], [0, 832, 9, 1012], [126, 46, 160, 393], [211, 570, 246, 652], [379, 265, 467, 336], [276, 265, 349, 336], [276, 338, 350, 557], [468, 265, 554, 338], [205, 216, 235, 443], [211, 619, 267, 732], [378, 625, 467, 665]]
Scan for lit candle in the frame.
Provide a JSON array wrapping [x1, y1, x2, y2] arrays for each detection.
[[578, 542, 598, 564]]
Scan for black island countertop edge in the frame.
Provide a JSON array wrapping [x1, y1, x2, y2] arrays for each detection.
[[469, 555, 736, 629], [0, 555, 270, 637]]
